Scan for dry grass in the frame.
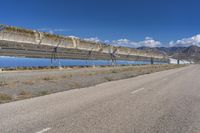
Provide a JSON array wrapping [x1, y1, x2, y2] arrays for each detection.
[[88, 73, 93, 76], [111, 69, 118, 73], [19, 90, 30, 95], [70, 82, 81, 88], [38, 91, 48, 96], [42, 76, 54, 81], [0, 80, 8, 87], [0, 93, 12, 103], [22, 80, 34, 85], [104, 77, 113, 81], [61, 75, 67, 78], [69, 74, 73, 78], [0, 64, 185, 104], [17, 91, 32, 99]]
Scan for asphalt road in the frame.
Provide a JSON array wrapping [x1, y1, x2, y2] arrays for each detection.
[[1, 65, 200, 133]]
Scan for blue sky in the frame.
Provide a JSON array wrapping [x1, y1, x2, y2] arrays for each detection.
[[1, 0, 200, 47]]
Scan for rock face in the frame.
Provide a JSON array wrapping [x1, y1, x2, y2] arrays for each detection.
[[173, 46, 200, 62], [138, 45, 200, 62]]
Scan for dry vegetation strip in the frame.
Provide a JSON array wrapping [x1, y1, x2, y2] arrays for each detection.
[[0, 64, 186, 104], [0, 93, 12, 104]]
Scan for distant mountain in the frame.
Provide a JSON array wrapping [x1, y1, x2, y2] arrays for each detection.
[[137, 45, 200, 62], [137, 46, 168, 55], [173, 45, 200, 62]]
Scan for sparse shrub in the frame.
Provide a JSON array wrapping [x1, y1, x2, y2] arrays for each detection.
[[61, 75, 67, 78], [69, 74, 73, 78], [0, 93, 12, 103], [129, 74, 136, 78], [42, 76, 54, 81], [38, 91, 48, 96], [70, 82, 81, 88], [88, 72, 97, 76], [22, 80, 34, 85], [88, 73, 93, 76], [19, 90, 31, 96], [104, 77, 113, 81], [0, 80, 8, 87], [111, 70, 118, 73], [17, 91, 32, 99]]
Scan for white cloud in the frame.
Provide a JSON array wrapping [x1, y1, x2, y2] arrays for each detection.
[[84, 37, 101, 43], [84, 34, 200, 48], [111, 39, 138, 47], [138, 37, 161, 47], [110, 37, 161, 48], [35, 28, 200, 48], [68, 36, 79, 39], [169, 34, 200, 47], [104, 40, 110, 43]]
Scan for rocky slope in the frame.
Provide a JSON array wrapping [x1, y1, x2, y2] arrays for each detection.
[[138, 45, 200, 62]]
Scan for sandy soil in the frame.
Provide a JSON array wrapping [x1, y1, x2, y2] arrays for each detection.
[[0, 64, 185, 103]]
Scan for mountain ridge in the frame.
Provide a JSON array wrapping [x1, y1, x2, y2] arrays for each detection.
[[137, 45, 200, 62]]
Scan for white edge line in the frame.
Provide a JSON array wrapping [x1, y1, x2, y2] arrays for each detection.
[[36, 127, 51, 133], [131, 88, 145, 94]]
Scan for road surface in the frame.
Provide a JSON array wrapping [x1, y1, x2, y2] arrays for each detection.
[[0, 65, 200, 133]]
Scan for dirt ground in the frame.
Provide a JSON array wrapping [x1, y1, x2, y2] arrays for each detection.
[[0, 64, 185, 103]]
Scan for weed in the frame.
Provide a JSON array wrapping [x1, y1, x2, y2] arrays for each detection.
[[88, 73, 93, 76], [17, 91, 32, 99], [111, 70, 118, 73], [0, 80, 8, 87], [61, 75, 67, 78], [69, 74, 73, 79], [0, 93, 12, 103], [38, 91, 48, 96], [19, 90, 31, 96], [22, 80, 34, 85], [104, 77, 113, 81], [71, 82, 81, 88], [88, 72, 97, 76], [42, 76, 54, 81]]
